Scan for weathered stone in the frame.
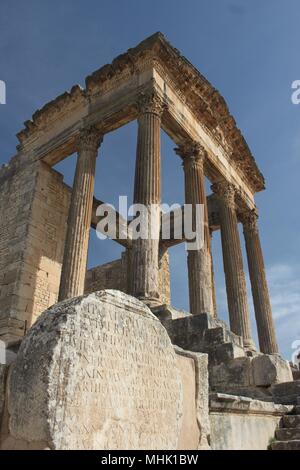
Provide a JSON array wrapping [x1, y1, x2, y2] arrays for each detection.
[[0, 364, 8, 424], [213, 342, 245, 365], [211, 182, 254, 350], [240, 209, 278, 354], [210, 392, 292, 450], [176, 142, 214, 316], [275, 428, 300, 441], [210, 357, 254, 389], [272, 380, 300, 405], [7, 291, 183, 450], [282, 415, 300, 428], [58, 127, 103, 301], [85, 249, 171, 306], [0, 341, 17, 365], [252, 354, 292, 387], [175, 347, 210, 449], [272, 440, 300, 450]]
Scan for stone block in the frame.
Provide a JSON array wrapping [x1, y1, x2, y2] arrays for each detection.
[[282, 415, 300, 428], [174, 348, 210, 449], [0, 341, 17, 365], [271, 440, 300, 450], [5, 290, 184, 450], [275, 428, 300, 441], [252, 354, 293, 387], [272, 380, 300, 405], [210, 393, 291, 450], [0, 363, 8, 423], [209, 357, 254, 389], [164, 313, 215, 352], [213, 342, 245, 365]]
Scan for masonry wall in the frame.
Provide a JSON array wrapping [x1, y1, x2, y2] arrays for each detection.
[[21, 162, 70, 326], [0, 158, 70, 344], [85, 248, 171, 305], [0, 157, 39, 343], [210, 394, 291, 450]]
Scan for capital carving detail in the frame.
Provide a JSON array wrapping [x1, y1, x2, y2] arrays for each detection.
[[137, 91, 165, 116], [175, 140, 206, 171], [78, 126, 103, 153], [240, 208, 259, 234], [211, 181, 236, 209]]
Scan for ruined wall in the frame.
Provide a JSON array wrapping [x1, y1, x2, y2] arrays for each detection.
[[0, 157, 70, 344], [85, 257, 126, 295], [210, 393, 292, 450], [85, 248, 171, 305], [22, 162, 70, 326], [0, 156, 39, 343]]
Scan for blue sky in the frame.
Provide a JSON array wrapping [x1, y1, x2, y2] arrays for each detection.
[[0, 0, 299, 359]]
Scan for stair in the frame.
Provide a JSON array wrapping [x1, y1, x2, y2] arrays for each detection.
[[154, 307, 292, 400], [155, 310, 246, 362], [272, 403, 300, 450]]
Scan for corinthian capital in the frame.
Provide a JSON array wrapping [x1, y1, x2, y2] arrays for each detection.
[[240, 208, 259, 234], [78, 126, 103, 153], [175, 140, 206, 171], [211, 181, 236, 209], [137, 90, 166, 116]]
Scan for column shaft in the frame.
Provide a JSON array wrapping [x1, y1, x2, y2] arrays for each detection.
[[212, 182, 254, 348], [59, 127, 102, 301], [176, 142, 214, 315], [241, 210, 278, 353], [210, 230, 218, 318], [131, 93, 163, 302]]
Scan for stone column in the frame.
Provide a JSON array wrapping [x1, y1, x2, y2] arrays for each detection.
[[210, 230, 218, 318], [130, 92, 164, 303], [211, 182, 255, 349], [240, 209, 278, 354], [59, 126, 103, 301], [175, 142, 214, 316]]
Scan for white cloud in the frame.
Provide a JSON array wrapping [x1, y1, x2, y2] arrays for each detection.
[[215, 262, 300, 359], [267, 263, 300, 320]]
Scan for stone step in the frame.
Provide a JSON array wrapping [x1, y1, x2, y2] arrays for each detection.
[[275, 428, 300, 441], [292, 369, 300, 380], [272, 440, 300, 450], [294, 405, 300, 415], [204, 327, 225, 345], [272, 380, 300, 405], [210, 342, 245, 365], [281, 415, 300, 428], [204, 326, 243, 349]]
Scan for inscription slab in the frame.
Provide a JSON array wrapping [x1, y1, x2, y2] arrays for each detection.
[[8, 290, 183, 450]]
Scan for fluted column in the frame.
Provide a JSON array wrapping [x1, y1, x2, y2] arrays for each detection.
[[175, 142, 214, 315], [211, 182, 255, 349], [59, 126, 103, 301], [131, 91, 164, 303], [210, 230, 218, 318], [240, 209, 278, 353]]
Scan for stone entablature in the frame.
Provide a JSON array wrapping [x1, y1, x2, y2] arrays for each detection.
[[14, 33, 263, 207]]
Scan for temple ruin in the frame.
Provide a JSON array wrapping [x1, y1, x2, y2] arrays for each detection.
[[0, 33, 299, 450]]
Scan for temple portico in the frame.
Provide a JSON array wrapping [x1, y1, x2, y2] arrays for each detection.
[[0, 32, 279, 357]]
